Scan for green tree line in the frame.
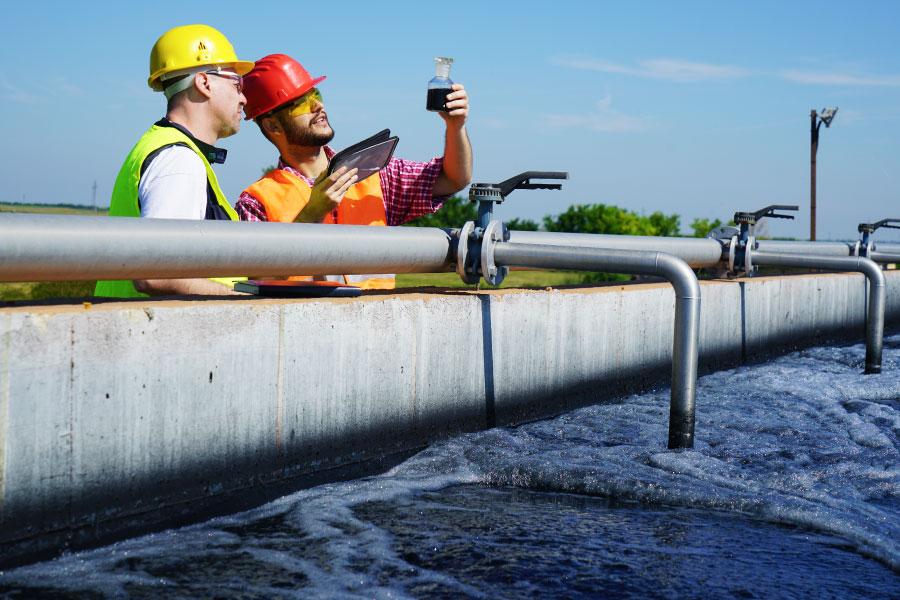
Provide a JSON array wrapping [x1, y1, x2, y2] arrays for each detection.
[[405, 196, 725, 238]]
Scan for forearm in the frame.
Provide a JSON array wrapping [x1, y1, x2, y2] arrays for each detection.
[[433, 123, 472, 196], [134, 278, 241, 296], [294, 203, 331, 223]]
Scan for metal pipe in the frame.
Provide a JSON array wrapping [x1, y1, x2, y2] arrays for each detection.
[[869, 251, 900, 264], [508, 230, 724, 269], [755, 240, 900, 264], [0, 213, 454, 281], [874, 243, 900, 255], [493, 242, 701, 449], [752, 251, 885, 374], [755, 240, 854, 257]]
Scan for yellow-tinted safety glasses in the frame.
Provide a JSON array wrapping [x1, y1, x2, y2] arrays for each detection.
[[286, 89, 323, 117]]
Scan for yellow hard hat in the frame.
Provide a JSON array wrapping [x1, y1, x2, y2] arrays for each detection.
[[148, 24, 254, 91]]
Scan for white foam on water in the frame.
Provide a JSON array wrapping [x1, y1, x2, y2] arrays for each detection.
[[1, 335, 897, 596]]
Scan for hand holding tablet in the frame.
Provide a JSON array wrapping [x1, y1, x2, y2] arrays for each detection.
[[327, 129, 399, 183]]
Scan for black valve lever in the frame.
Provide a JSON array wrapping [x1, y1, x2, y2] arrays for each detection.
[[497, 171, 569, 198], [857, 218, 900, 257], [858, 218, 900, 234], [734, 204, 799, 226]]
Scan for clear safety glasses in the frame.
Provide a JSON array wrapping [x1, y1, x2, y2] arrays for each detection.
[[285, 88, 324, 117], [205, 70, 244, 94]]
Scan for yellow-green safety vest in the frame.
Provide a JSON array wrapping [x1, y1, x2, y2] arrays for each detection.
[[94, 124, 243, 298]]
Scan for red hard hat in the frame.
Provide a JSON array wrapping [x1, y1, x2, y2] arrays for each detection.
[[242, 54, 326, 120]]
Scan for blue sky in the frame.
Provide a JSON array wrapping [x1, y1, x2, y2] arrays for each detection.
[[1, 1, 898, 241]]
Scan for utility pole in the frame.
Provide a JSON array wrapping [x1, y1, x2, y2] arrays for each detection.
[[92, 180, 98, 213], [810, 107, 838, 241]]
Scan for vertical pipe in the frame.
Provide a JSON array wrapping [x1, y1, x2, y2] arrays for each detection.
[[476, 202, 493, 230], [751, 252, 885, 374], [492, 243, 702, 449], [810, 110, 818, 242], [656, 254, 702, 449], [860, 259, 886, 375]]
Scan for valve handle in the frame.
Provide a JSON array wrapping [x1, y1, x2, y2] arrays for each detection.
[[734, 204, 799, 225], [497, 171, 568, 198], [752, 204, 799, 221], [858, 218, 900, 233]]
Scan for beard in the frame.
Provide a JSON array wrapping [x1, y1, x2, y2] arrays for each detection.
[[279, 113, 335, 147]]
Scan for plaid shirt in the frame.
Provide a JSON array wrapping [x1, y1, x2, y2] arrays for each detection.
[[235, 147, 446, 225]]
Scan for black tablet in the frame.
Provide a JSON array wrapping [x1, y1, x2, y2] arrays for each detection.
[[234, 280, 362, 298], [327, 129, 399, 183]]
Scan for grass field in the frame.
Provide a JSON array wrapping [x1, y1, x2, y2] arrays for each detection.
[[0, 281, 97, 301], [0, 203, 105, 216]]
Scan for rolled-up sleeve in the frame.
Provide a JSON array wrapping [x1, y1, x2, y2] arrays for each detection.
[[235, 191, 269, 222], [379, 157, 447, 226]]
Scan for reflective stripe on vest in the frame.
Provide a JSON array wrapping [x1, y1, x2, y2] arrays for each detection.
[[244, 168, 396, 290], [94, 125, 243, 298]]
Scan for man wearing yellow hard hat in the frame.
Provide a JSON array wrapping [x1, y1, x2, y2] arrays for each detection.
[[94, 24, 253, 298]]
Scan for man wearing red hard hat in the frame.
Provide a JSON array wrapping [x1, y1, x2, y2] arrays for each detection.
[[235, 53, 472, 289]]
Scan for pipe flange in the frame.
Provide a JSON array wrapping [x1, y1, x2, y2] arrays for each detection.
[[728, 235, 738, 274], [455, 221, 481, 284], [707, 226, 740, 276], [853, 239, 875, 258], [744, 235, 756, 275], [481, 219, 509, 286]]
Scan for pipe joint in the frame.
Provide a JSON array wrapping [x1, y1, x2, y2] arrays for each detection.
[[455, 219, 511, 286], [655, 252, 702, 301], [456, 219, 509, 285]]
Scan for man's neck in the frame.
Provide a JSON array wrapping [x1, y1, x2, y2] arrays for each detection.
[[165, 107, 218, 146], [279, 145, 329, 179]]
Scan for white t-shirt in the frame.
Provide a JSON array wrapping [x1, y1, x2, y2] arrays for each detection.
[[138, 145, 208, 219]]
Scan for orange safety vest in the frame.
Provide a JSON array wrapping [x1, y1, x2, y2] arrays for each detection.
[[243, 168, 395, 289]]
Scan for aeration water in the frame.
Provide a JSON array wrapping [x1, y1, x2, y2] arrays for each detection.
[[1, 335, 898, 598]]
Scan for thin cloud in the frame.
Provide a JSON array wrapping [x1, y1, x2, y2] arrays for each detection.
[[543, 94, 651, 132], [836, 108, 864, 124], [780, 69, 900, 87], [553, 56, 747, 82], [1, 77, 84, 104], [41, 77, 85, 96], [0, 78, 45, 104], [554, 55, 900, 88]]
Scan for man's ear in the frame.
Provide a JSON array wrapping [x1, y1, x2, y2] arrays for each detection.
[[193, 72, 214, 100], [261, 116, 281, 136]]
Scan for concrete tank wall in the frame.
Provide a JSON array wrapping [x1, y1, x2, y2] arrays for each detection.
[[1, 271, 899, 565]]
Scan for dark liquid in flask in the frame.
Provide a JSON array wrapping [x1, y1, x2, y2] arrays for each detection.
[[426, 88, 452, 111]]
